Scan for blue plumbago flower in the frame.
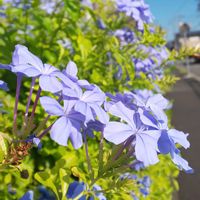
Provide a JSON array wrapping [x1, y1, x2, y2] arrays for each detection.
[[104, 92, 192, 170], [105, 92, 137, 111], [66, 181, 85, 199], [130, 160, 145, 171], [0, 80, 9, 91], [67, 181, 107, 200], [19, 190, 34, 200], [114, 28, 136, 45], [138, 176, 151, 196], [38, 186, 56, 200], [92, 184, 107, 200], [0, 63, 11, 91], [81, 0, 93, 9], [25, 134, 42, 149], [130, 192, 139, 200], [115, 0, 154, 31], [104, 101, 161, 166], [11, 44, 62, 93], [40, 96, 85, 148], [140, 187, 149, 196], [121, 173, 151, 198], [83, 120, 105, 138], [157, 129, 193, 173], [96, 18, 106, 30], [141, 176, 151, 188], [60, 61, 95, 90], [40, 0, 57, 14], [62, 79, 109, 124], [133, 45, 169, 79], [3, 0, 32, 9], [133, 89, 153, 101]]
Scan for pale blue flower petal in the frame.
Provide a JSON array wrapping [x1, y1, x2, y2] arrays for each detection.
[[39, 75, 62, 93], [0, 80, 9, 91], [89, 103, 109, 124], [40, 96, 64, 116], [12, 64, 41, 77], [172, 153, 193, 173], [135, 132, 159, 166], [12, 44, 43, 71], [168, 129, 190, 149], [104, 122, 133, 144], [108, 102, 136, 129], [50, 116, 71, 146], [81, 87, 105, 105], [146, 94, 169, 110], [74, 101, 95, 123], [69, 127, 83, 149], [65, 61, 78, 80]]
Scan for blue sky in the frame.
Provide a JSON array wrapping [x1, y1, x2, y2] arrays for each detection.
[[146, 0, 200, 41]]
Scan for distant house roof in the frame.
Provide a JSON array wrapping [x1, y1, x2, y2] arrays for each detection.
[[176, 31, 200, 38]]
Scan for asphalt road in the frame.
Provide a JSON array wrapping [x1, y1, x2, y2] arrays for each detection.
[[167, 63, 200, 200]]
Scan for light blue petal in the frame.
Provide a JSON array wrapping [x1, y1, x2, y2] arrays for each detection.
[[0, 63, 11, 70], [0, 80, 9, 91], [50, 117, 71, 146], [135, 132, 159, 166], [69, 127, 83, 149], [12, 44, 43, 71], [168, 129, 190, 149], [89, 104, 109, 124], [63, 100, 77, 114], [40, 96, 64, 116], [104, 122, 133, 144], [19, 190, 34, 200], [39, 75, 62, 93], [66, 61, 78, 78], [77, 79, 95, 90], [81, 86, 105, 105], [75, 101, 94, 123], [62, 87, 81, 99], [42, 64, 59, 75], [172, 153, 193, 173], [158, 131, 173, 154], [149, 104, 168, 129], [146, 94, 169, 110], [12, 64, 41, 77], [138, 108, 158, 129], [108, 102, 136, 129]]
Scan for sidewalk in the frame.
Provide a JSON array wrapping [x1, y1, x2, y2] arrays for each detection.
[[167, 77, 200, 200]]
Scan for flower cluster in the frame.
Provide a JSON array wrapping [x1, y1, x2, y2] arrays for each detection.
[[114, 28, 136, 45], [0, 44, 192, 199], [115, 0, 154, 31], [133, 45, 170, 79], [1, 44, 192, 170], [104, 91, 193, 172]]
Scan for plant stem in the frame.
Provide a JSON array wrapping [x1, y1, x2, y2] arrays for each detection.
[[21, 77, 36, 134], [113, 135, 135, 161], [38, 123, 54, 139], [30, 87, 41, 121], [98, 131, 104, 176], [13, 74, 23, 135], [83, 133, 94, 181], [25, 77, 36, 119]]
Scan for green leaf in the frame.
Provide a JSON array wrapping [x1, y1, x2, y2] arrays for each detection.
[[59, 168, 69, 200], [0, 133, 9, 163], [34, 171, 60, 200], [77, 34, 92, 58]]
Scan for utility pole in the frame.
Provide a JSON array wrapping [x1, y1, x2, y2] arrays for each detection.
[[179, 22, 191, 76]]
